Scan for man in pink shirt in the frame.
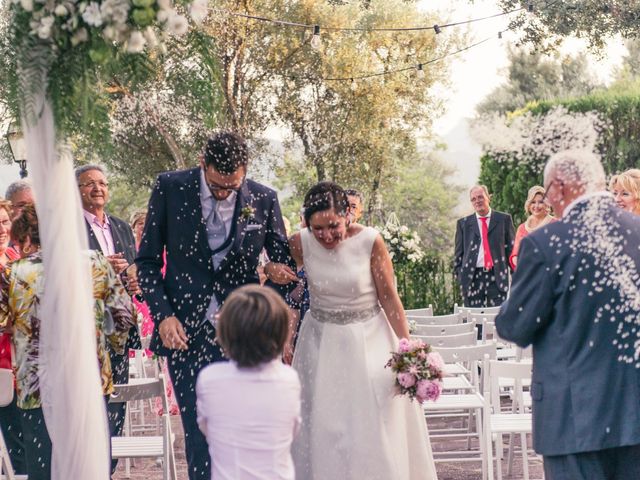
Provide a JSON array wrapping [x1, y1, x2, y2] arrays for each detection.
[[76, 164, 141, 473]]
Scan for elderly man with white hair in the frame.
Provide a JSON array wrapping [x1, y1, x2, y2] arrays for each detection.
[[496, 149, 640, 480]]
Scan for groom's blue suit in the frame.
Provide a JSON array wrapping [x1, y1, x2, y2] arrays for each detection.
[[136, 167, 294, 480], [496, 194, 640, 479]]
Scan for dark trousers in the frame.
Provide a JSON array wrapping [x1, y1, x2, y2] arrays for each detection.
[[107, 346, 129, 473], [544, 444, 640, 480], [0, 397, 26, 474], [167, 322, 222, 480], [19, 407, 52, 480], [20, 399, 113, 480], [463, 268, 507, 308]]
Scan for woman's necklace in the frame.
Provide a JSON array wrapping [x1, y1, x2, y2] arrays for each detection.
[[525, 215, 552, 233]]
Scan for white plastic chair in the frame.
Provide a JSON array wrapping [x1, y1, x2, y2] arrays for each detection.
[[405, 305, 433, 316], [455, 304, 501, 322], [408, 313, 465, 326], [0, 428, 27, 480], [424, 342, 498, 480], [413, 320, 476, 337], [482, 357, 535, 480], [110, 375, 177, 480], [414, 331, 477, 348]]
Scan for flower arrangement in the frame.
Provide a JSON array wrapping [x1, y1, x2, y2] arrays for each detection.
[[378, 222, 425, 265], [6, 0, 210, 129], [11, 0, 206, 54], [408, 318, 417, 334], [386, 338, 444, 404]]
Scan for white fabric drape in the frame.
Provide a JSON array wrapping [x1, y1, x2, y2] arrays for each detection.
[[23, 93, 110, 479]]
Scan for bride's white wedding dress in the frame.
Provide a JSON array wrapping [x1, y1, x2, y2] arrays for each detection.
[[292, 226, 438, 480]]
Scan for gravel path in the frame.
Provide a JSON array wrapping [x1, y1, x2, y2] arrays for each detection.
[[112, 416, 544, 480]]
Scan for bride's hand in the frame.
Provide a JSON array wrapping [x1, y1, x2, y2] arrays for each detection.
[[264, 262, 299, 284]]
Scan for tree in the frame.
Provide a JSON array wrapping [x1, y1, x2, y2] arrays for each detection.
[[266, 0, 457, 218], [379, 151, 462, 251], [476, 46, 601, 115], [497, 1, 640, 50]]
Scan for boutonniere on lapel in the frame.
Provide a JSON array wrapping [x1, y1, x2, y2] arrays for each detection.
[[240, 205, 256, 221]]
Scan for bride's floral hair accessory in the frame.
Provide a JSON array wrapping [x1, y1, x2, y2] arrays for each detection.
[[302, 181, 349, 227]]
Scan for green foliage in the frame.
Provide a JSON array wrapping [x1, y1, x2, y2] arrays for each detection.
[[477, 46, 601, 115], [479, 81, 640, 226], [380, 152, 462, 251], [395, 254, 462, 314], [106, 176, 152, 221], [497, 1, 640, 50]]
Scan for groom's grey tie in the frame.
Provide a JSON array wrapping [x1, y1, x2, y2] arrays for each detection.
[[203, 197, 228, 326], [206, 199, 227, 247]]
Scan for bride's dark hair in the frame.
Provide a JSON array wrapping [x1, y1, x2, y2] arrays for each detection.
[[303, 181, 349, 227]]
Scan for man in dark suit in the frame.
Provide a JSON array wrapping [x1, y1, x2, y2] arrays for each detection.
[[76, 164, 142, 471], [454, 185, 515, 307], [136, 131, 296, 480], [496, 150, 640, 480]]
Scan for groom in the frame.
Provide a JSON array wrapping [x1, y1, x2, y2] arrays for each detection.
[[136, 131, 296, 480]]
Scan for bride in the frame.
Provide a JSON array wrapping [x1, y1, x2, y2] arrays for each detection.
[[272, 181, 437, 480]]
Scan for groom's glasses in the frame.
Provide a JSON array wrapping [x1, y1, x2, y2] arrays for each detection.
[[207, 180, 243, 193]]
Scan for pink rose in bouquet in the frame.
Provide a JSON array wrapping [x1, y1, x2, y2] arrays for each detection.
[[397, 372, 416, 388], [416, 379, 442, 403], [426, 352, 445, 373], [385, 337, 444, 404]]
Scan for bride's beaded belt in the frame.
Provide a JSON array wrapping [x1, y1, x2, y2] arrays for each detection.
[[311, 305, 381, 324]]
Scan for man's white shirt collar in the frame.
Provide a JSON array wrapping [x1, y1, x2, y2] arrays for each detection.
[[475, 208, 492, 220]]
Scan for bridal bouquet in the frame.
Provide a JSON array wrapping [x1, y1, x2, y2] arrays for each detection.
[[386, 338, 444, 404]]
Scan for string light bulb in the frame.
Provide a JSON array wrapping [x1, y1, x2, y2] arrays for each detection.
[[433, 24, 442, 34], [416, 64, 425, 79], [350, 78, 357, 91], [310, 25, 321, 50]]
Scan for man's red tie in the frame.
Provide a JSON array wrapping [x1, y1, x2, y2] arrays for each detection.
[[480, 217, 494, 270]]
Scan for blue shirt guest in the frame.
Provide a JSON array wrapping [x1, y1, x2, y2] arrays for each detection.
[[136, 131, 297, 480], [496, 149, 640, 480]]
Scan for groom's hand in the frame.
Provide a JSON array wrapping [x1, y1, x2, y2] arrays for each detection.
[[159, 316, 189, 350], [264, 262, 298, 284]]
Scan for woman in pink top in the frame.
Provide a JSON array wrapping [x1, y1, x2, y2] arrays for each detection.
[[196, 285, 300, 480], [130, 210, 179, 415], [0, 198, 24, 474], [510, 185, 556, 269]]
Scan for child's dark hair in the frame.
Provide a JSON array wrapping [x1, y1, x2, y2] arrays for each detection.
[[217, 285, 290, 368], [302, 181, 348, 227]]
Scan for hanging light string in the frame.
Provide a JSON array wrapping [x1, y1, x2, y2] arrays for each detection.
[[211, 6, 524, 34], [321, 31, 505, 82], [211, 0, 565, 34]]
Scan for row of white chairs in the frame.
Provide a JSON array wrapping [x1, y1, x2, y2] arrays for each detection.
[[407, 304, 538, 480]]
